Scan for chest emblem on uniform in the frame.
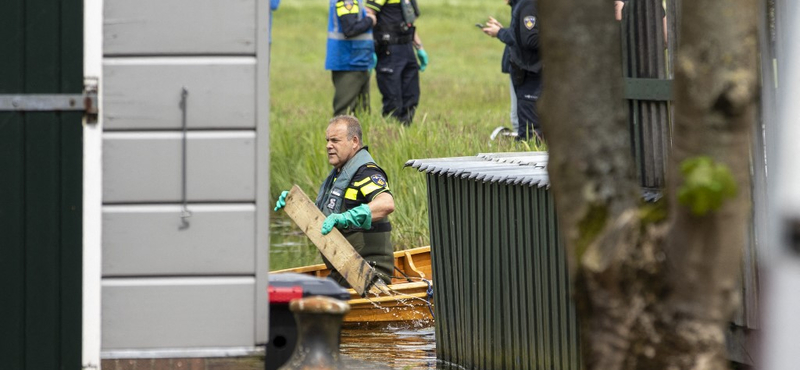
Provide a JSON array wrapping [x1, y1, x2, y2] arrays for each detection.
[[371, 174, 387, 187], [524, 16, 536, 30], [344, 0, 354, 11], [327, 198, 337, 210]]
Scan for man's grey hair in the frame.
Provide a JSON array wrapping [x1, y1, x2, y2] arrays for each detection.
[[329, 115, 363, 144]]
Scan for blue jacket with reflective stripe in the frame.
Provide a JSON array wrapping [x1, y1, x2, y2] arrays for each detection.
[[326, 0, 375, 71]]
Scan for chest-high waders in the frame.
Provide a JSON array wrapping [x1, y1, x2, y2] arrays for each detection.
[[315, 149, 394, 287]]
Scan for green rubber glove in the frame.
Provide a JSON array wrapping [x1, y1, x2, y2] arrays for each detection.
[[416, 48, 428, 72], [370, 52, 377, 71], [273, 190, 289, 212], [321, 203, 373, 235]]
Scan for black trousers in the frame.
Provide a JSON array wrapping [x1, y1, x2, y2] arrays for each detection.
[[332, 70, 371, 116], [375, 43, 420, 125], [514, 70, 543, 140]]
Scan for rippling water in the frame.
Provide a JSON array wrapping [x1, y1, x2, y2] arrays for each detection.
[[271, 214, 453, 369], [341, 324, 438, 370]]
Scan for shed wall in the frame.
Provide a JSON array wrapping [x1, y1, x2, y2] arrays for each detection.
[[101, 0, 270, 353]]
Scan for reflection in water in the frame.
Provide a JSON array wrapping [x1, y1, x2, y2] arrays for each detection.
[[270, 214, 321, 270], [341, 324, 438, 370]]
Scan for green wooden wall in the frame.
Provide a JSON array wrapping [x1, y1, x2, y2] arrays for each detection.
[[0, 0, 83, 367]]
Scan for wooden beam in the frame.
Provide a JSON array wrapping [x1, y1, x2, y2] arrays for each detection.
[[282, 185, 386, 296]]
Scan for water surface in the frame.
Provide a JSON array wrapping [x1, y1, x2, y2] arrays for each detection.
[[341, 324, 438, 370], [271, 215, 453, 369]]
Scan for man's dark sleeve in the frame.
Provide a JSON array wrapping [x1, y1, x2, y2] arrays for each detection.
[[497, 27, 515, 47], [516, 1, 539, 51], [339, 11, 373, 38]]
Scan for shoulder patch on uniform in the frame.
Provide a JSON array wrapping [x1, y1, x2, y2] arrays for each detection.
[[524, 16, 536, 30], [370, 174, 387, 187], [344, 0, 354, 10]]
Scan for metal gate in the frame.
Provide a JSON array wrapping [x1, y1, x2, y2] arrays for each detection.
[[0, 0, 85, 368]]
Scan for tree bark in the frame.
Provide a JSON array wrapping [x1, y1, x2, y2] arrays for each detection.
[[538, 0, 757, 368], [660, 0, 757, 368]]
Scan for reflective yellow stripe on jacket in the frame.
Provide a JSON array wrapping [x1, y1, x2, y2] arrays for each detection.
[[336, 0, 361, 17], [366, 0, 399, 12], [344, 176, 388, 200]]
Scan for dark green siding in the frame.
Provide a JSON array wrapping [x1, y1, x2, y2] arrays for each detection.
[[423, 169, 580, 370], [0, 0, 83, 367]]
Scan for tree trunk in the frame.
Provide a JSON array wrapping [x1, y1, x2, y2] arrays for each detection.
[[538, 0, 758, 368]]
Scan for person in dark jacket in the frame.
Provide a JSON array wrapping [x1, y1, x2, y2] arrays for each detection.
[[483, 0, 541, 141], [482, 0, 520, 135]]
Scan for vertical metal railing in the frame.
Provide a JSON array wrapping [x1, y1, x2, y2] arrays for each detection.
[[427, 173, 580, 370], [621, 0, 672, 189]]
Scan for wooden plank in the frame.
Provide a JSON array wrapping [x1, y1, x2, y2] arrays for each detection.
[[401, 251, 426, 279], [282, 185, 386, 297], [273, 246, 432, 285]]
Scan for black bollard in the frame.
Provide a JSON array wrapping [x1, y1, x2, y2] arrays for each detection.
[[278, 296, 348, 370], [267, 274, 351, 370], [277, 296, 391, 370]]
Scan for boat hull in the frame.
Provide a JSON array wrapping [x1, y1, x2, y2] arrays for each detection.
[[272, 246, 434, 323]]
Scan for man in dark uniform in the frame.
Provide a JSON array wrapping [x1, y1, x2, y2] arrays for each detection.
[[482, 0, 521, 136], [366, 0, 428, 126], [274, 115, 395, 287], [508, 0, 542, 141]]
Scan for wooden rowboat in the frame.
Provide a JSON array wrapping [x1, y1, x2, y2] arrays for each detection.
[[271, 246, 434, 324]]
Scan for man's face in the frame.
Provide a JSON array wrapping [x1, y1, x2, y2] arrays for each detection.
[[326, 122, 359, 169]]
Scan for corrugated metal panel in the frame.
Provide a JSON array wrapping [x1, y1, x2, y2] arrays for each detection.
[[103, 59, 256, 130], [102, 205, 256, 276], [621, 0, 762, 341], [102, 132, 256, 203], [414, 150, 764, 367], [102, 278, 255, 349], [621, 0, 670, 189], [410, 153, 580, 370], [104, 0, 257, 55]]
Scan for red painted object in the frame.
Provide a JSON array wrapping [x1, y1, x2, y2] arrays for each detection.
[[268, 285, 303, 303]]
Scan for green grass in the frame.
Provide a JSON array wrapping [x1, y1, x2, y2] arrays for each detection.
[[270, 0, 542, 251]]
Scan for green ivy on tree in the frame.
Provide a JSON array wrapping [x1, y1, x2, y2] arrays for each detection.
[[678, 156, 738, 216]]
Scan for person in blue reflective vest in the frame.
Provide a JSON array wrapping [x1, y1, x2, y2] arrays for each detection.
[[274, 115, 395, 288], [326, 0, 377, 116], [366, 0, 428, 126]]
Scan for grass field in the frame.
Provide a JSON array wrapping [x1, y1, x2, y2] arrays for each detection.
[[270, 0, 542, 253]]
